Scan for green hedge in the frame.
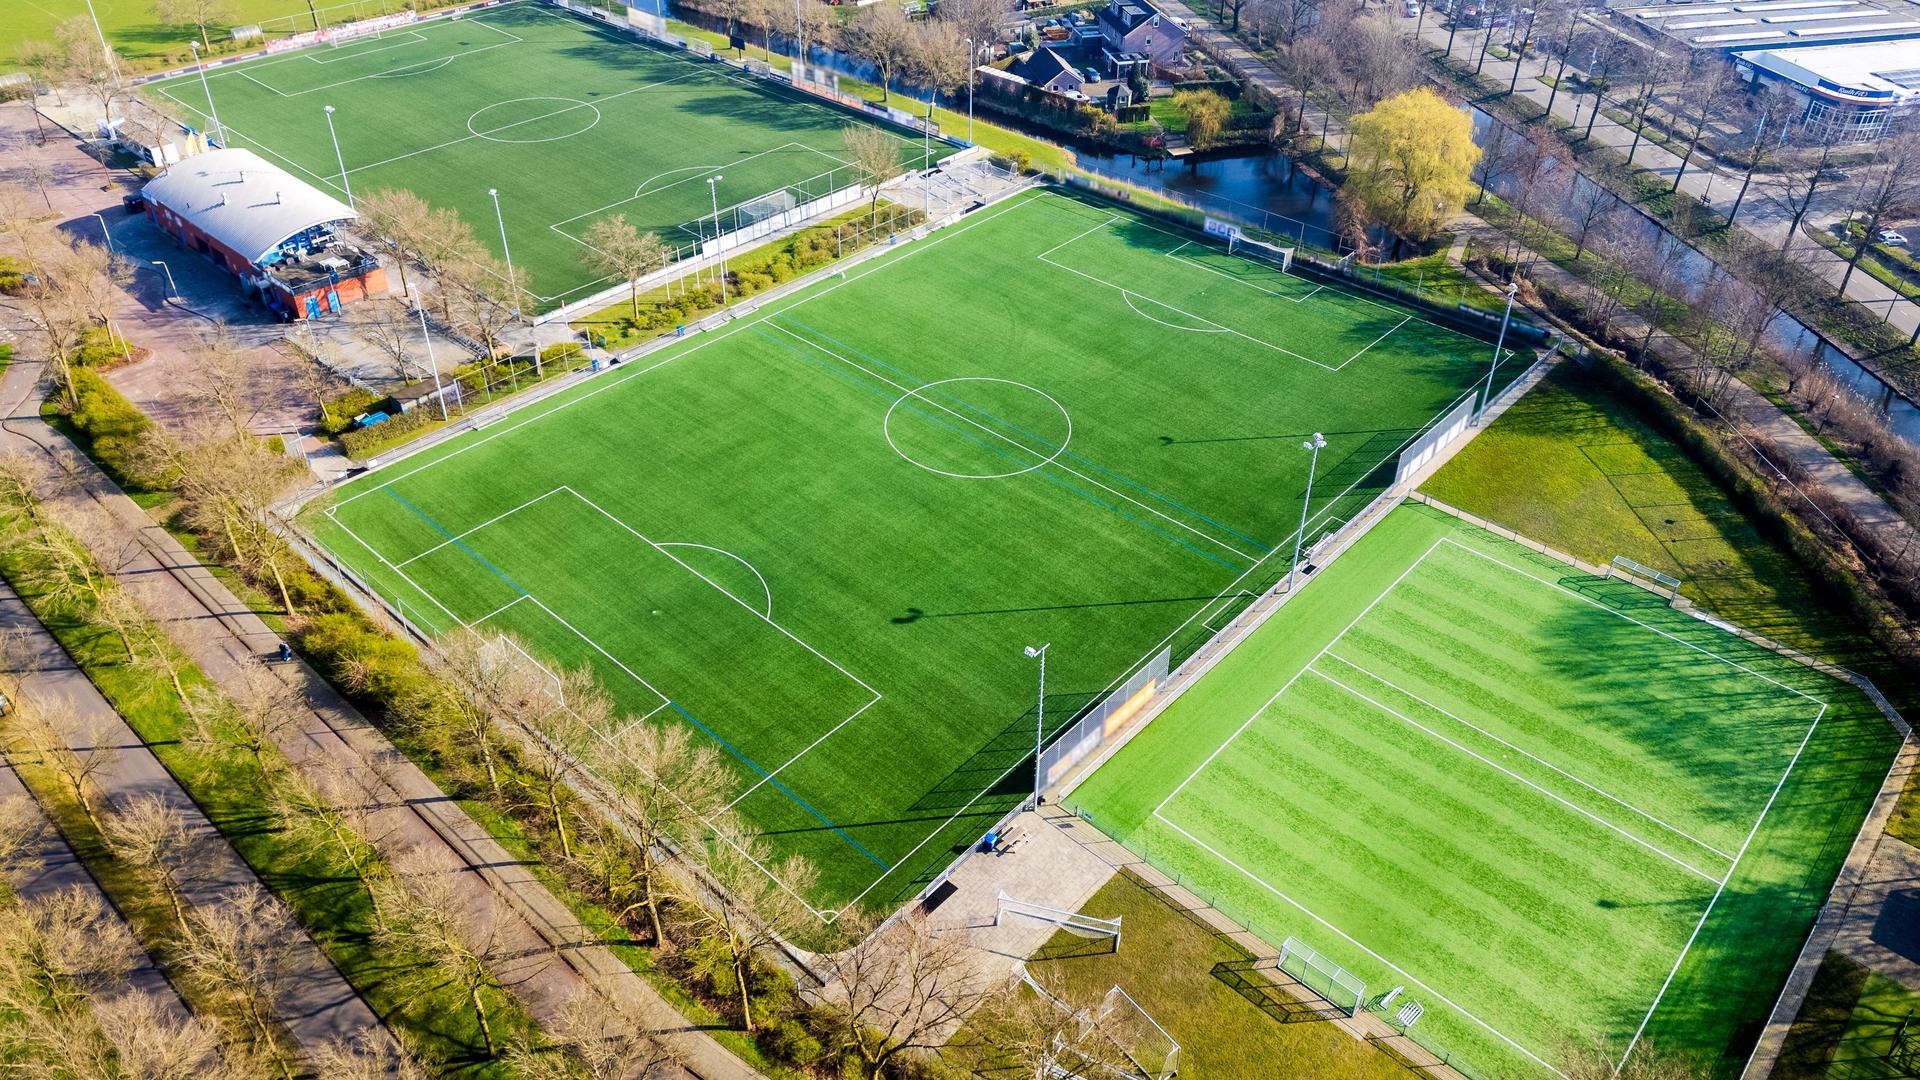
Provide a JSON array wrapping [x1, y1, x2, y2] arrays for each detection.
[[67, 367, 153, 485], [341, 407, 438, 459], [320, 387, 386, 437]]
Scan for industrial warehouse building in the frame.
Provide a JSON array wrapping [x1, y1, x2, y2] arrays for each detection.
[[140, 147, 387, 320]]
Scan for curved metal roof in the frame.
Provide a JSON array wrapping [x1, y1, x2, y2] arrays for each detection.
[[142, 147, 356, 265]]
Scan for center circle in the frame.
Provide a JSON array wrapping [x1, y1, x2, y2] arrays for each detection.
[[883, 378, 1072, 480], [467, 97, 602, 144]]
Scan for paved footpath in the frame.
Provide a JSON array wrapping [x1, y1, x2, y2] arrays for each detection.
[[0, 354, 759, 1079], [0, 579, 383, 1052]]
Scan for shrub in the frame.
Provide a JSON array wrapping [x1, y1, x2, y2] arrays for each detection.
[[300, 611, 428, 702], [320, 387, 384, 436], [339, 407, 436, 459], [67, 367, 153, 485], [539, 341, 585, 368], [265, 434, 286, 455], [765, 1017, 825, 1067], [73, 324, 132, 367]]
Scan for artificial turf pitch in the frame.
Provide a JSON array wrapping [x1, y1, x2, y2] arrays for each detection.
[[143, 0, 939, 310], [308, 186, 1519, 918], [1067, 501, 1902, 1078]]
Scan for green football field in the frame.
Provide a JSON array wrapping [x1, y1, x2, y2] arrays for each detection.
[[307, 187, 1521, 917], [143, 1, 939, 311], [1068, 501, 1902, 1078]]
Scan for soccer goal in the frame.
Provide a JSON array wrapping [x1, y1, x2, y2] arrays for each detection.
[[1607, 555, 1683, 604], [1237, 235, 1295, 274], [1087, 986, 1180, 1080], [1278, 935, 1366, 1016], [476, 631, 567, 707], [996, 892, 1122, 943]]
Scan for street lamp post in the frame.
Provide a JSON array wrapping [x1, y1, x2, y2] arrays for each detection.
[[88, 212, 113, 255], [1024, 643, 1049, 810], [488, 187, 526, 325], [153, 260, 178, 301], [965, 37, 976, 145], [324, 105, 352, 208], [414, 300, 452, 422], [707, 175, 729, 305], [1480, 281, 1520, 416], [189, 41, 224, 145], [1287, 433, 1326, 593]]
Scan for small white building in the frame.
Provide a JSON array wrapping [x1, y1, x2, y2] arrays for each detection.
[[1735, 37, 1920, 142]]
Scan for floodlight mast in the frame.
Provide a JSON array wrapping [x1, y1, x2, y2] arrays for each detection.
[[708, 175, 728, 305], [1479, 281, 1520, 417], [324, 105, 352, 208], [1025, 643, 1049, 810], [1287, 433, 1327, 594], [189, 40, 225, 145], [488, 187, 526, 326]]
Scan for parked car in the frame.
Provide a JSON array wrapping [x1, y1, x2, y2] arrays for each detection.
[[1403, 0, 1420, 15], [1878, 228, 1908, 247]]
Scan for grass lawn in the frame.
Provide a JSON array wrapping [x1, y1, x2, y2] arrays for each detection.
[[144, 1, 940, 313], [306, 185, 1519, 920], [0, 0, 416, 70], [1026, 868, 1424, 1079], [1417, 362, 1913, 713], [1067, 501, 1900, 1078]]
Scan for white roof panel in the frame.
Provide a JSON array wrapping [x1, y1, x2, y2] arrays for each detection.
[[141, 147, 356, 266]]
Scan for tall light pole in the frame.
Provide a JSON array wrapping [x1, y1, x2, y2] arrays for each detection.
[[323, 105, 352, 208], [1287, 433, 1326, 593], [153, 259, 178, 301], [83, 0, 118, 81], [488, 187, 526, 324], [88, 212, 113, 255], [414, 300, 452, 422], [1480, 281, 1520, 416], [1024, 643, 1049, 810], [964, 37, 976, 145], [707, 175, 728, 305], [189, 41, 224, 145]]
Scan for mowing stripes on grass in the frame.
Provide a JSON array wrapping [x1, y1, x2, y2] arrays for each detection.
[[1069, 502, 1899, 1079], [309, 188, 1522, 918]]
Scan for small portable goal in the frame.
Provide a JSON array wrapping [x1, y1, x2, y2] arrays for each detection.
[[1606, 555, 1683, 605]]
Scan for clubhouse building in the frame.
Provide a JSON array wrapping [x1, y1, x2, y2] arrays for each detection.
[[141, 147, 387, 320]]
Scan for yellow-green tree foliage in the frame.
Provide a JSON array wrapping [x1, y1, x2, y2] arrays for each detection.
[[1171, 90, 1231, 151], [1342, 87, 1480, 242]]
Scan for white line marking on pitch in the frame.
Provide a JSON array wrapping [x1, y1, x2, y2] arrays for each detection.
[[1319, 652, 1738, 862]]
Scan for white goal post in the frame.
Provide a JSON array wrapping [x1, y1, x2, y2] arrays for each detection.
[[1204, 216, 1293, 272], [1607, 555, 1683, 604], [996, 892, 1121, 942]]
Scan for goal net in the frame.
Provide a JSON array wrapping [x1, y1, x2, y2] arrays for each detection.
[[1088, 986, 1179, 1080], [1278, 935, 1365, 1016], [1607, 555, 1682, 604], [1236, 235, 1294, 274]]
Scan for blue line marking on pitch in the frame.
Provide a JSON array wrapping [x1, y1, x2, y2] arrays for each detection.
[[383, 486, 530, 597], [773, 316, 1271, 553], [666, 701, 891, 870], [752, 328, 1243, 573]]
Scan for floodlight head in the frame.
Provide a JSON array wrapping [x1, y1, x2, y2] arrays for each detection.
[[1505, 281, 1520, 297], [489, 188, 499, 197], [189, 39, 200, 50], [1303, 432, 1326, 451], [1024, 644, 1047, 659], [324, 104, 335, 115]]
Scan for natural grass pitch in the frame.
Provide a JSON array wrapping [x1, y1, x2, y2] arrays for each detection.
[[144, 1, 939, 310], [1068, 501, 1901, 1078], [307, 187, 1521, 916]]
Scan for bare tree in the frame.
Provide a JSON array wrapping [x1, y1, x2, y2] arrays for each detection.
[[151, 0, 237, 53], [672, 824, 817, 1032], [844, 124, 903, 221], [96, 990, 256, 1080], [192, 655, 306, 780], [0, 797, 47, 874], [355, 188, 437, 301], [594, 718, 736, 948], [55, 16, 127, 122], [1775, 127, 1844, 254], [272, 753, 391, 905], [583, 215, 670, 322], [177, 885, 299, 1074], [6, 697, 109, 830], [910, 20, 971, 118], [1563, 179, 1617, 264], [1563, 1038, 1709, 1080], [1668, 58, 1739, 194], [847, 3, 915, 102], [103, 793, 204, 929], [507, 992, 681, 1079], [373, 845, 516, 1057], [313, 1034, 434, 1080], [1837, 124, 1920, 295], [348, 300, 423, 384], [818, 912, 995, 1079]]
